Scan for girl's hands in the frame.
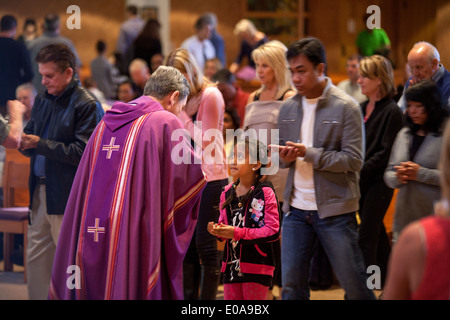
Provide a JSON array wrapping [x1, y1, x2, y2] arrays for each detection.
[[207, 221, 235, 240]]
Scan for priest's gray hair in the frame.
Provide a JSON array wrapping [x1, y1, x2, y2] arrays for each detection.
[[144, 66, 190, 101]]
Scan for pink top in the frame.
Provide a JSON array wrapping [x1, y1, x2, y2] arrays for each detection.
[[218, 183, 280, 242], [411, 216, 450, 300], [178, 86, 228, 182]]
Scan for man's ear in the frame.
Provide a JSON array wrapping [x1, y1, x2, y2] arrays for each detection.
[[316, 63, 326, 76], [169, 91, 180, 106], [64, 67, 74, 79], [431, 58, 439, 71]]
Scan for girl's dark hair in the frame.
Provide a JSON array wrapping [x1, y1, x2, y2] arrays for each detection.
[[405, 80, 449, 134], [221, 136, 268, 210], [117, 79, 139, 99], [224, 106, 241, 130]]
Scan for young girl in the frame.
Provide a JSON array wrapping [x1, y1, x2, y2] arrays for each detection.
[[207, 137, 280, 300]]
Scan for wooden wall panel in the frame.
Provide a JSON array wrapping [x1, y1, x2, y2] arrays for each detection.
[[395, 0, 437, 71], [1, 0, 447, 83], [436, 0, 450, 69], [0, 0, 126, 69]]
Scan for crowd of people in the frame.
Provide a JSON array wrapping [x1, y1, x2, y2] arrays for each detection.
[[0, 5, 449, 301]]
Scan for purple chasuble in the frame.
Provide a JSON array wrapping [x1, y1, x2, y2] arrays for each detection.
[[49, 96, 206, 300]]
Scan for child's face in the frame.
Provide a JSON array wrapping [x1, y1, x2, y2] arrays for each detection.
[[204, 61, 218, 79], [229, 143, 260, 179], [223, 112, 236, 135]]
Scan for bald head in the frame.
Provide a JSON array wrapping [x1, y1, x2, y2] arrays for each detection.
[[407, 42, 440, 82]]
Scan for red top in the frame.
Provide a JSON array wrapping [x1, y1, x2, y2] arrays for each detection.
[[233, 87, 250, 127], [411, 216, 450, 300]]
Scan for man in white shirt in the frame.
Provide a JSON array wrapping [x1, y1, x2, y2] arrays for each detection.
[[290, 96, 318, 211], [277, 37, 375, 300], [115, 5, 145, 58], [181, 16, 216, 71], [337, 54, 367, 104]]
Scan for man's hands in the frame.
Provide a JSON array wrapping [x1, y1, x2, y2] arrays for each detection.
[[20, 133, 40, 150], [270, 141, 306, 162]]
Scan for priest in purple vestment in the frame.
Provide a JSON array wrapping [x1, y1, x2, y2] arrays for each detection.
[[49, 66, 206, 300]]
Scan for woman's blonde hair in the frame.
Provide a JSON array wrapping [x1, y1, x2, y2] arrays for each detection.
[[359, 55, 396, 99], [251, 40, 295, 99], [234, 19, 257, 37], [163, 48, 213, 96]]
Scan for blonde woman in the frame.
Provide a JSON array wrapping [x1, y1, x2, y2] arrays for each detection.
[[357, 55, 403, 286], [384, 118, 450, 300], [229, 19, 268, 80], [164, 48, 228, 300], [243, 40, 296, 204]]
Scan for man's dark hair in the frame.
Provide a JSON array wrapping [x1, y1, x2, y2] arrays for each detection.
[[44, 14, 60, 32], [118, 79, 138, 95], [195, 15, 212, 31], [24, 18, 36, 27], [0, 15, 17, 32], [405, 80, 449, 134], [96, 40, 107, 54], [211, 68, 236, 84], [126, 5, 138, 15], [287, 37, 327, 69], [36, 43, 76, 73]]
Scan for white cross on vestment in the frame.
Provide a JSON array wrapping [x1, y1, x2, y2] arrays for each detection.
[[87, 218, 105, 242], [102, 137, 120, 159]]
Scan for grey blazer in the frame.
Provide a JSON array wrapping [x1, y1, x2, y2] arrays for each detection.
[[278, 79, 365, 218]]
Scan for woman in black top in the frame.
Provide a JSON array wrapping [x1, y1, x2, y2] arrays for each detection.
[[357, 55, 404, 287], [125, 19, 162, 72]]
